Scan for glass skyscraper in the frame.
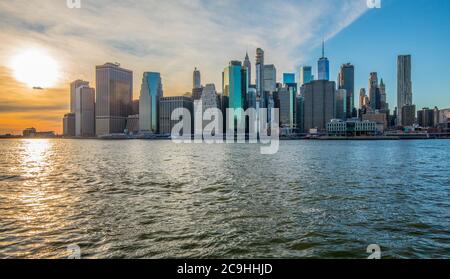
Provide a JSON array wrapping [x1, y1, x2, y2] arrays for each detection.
[[299, 66, 313, 86], [317, 41, 329, 81], [283, 73, 295, 85], [338, 63, 355, 119], [223, 61, 245, 125], [95, 63, 133, 136], [139, 72, 163, 133]]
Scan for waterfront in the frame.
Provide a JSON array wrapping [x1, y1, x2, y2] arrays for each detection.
[[0, 139, 449, 259]]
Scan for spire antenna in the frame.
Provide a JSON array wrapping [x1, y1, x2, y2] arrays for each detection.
[[322, 39, 325, 58]]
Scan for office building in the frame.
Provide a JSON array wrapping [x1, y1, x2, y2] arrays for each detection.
[[63, 113, 76, 137], [317, 41, 330, 81], [264, 64, 277, 95], [193, 67, 201, 89], [336, 89, 347, 120], [401, 104, 416, 126], [139, 72, 162, 133], [159, 96, 193, 135], [95, 63, 133, 136], [327, 119, 376, 136], [338, 63, 354, 118], [75, 85, 95, 137], [275, 86, 294, 129], [417, 108, 436, 128], [299, 66, 313, 87], [244, 52, 252, 86], [302, 80, 336, 132], [256, 48, 265, 108], [283, 73, 295, 85], [222, 61, 246, 124], [70, 80, 89, 113], [397, 55, 413, 125]]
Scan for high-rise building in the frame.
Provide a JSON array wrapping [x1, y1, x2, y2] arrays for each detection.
[[368, 72, 380, 110], [159, 96, 193, 135], [296, 96, 304, 133], [359, 88, 367, 109], [70, 80, 89, 113], [63, 113, 76, 137], [397, 55, 413, 125], [401, 104, 416, 126], [256, 48, 265, 108], [244, 52, 252, 86], [302, 80, 336, 132], [336, 89, 347, 120], [417, 108, 436, 128], [275, 86, 294, 129], [246, 87, 257, 110], [379, 79, 387, 111], [200, 84, 219, 128], [139, 72, 162, 133], [132, 99, 139, 115], [193, 67, 201, 89], [222, 61, 246, 124], [75, 85, 96, 137], [299, 66, 313, 87], [338, 63, 354, 119], [283, 73, 295, 85], [317, 41, 330, 81], [95, 63, 133, 136]]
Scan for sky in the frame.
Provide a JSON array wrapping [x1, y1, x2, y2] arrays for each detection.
[[0, 0, 449, 134]]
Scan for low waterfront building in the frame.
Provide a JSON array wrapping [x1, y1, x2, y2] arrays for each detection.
[[126, 115, 139, 134], [327, 119, 376, 136]]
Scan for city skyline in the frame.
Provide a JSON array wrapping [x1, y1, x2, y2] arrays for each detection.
[[1, 0, 450, 134]]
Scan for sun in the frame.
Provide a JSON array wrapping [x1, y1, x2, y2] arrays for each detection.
[[11, 49, 60, 88]]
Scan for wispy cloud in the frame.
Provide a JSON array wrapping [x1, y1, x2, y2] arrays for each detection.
[[0, 0, 368, 132]]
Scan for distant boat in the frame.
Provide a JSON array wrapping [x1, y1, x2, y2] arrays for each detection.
[[33, 87, 44, 90]]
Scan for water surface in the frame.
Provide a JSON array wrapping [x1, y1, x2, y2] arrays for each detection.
[[0, 139, 449, 258]]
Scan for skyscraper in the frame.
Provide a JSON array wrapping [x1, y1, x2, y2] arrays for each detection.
[[317, 41, 330, 81], [302, 80, 336, 132], [397, 55, 413, 125], [63, 113, 75, 137], [222, 61, 246, 124], [193, 67, 201, 89], [263, 64, 277, 95], [336, 89, 347, 120], [256, 48, 265, 108], [379, 79, 387, 111], [95, 63, 133, 136], [75, 85, 96, 137], [139, 72, 163, 133], [368, 72, 379, 110], [70, 80, 89, 113], [159, 96, 193, 135], [338, 63, 354, 119], [299, 66, 313, 86], [244, 52, 252, 86], [275, 86, 294, 129]]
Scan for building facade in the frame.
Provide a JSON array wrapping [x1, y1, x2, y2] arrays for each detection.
[[401, 104, 416, 126], [139, 72, 163, 133], [397, 55, 413, 125], [63, 113, 76, 137], [338, 63, 354, 118], [317, 41, 329, 81], [75, 85, 96, 137], [95, 63, 133, 136], [222, 61, 246, 125], [336, 89, 347, 120], [159, 96, 193, 135], [299, 66, 313, 87], [70, 80, 89, 113], [302, 80, 336, 132]]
